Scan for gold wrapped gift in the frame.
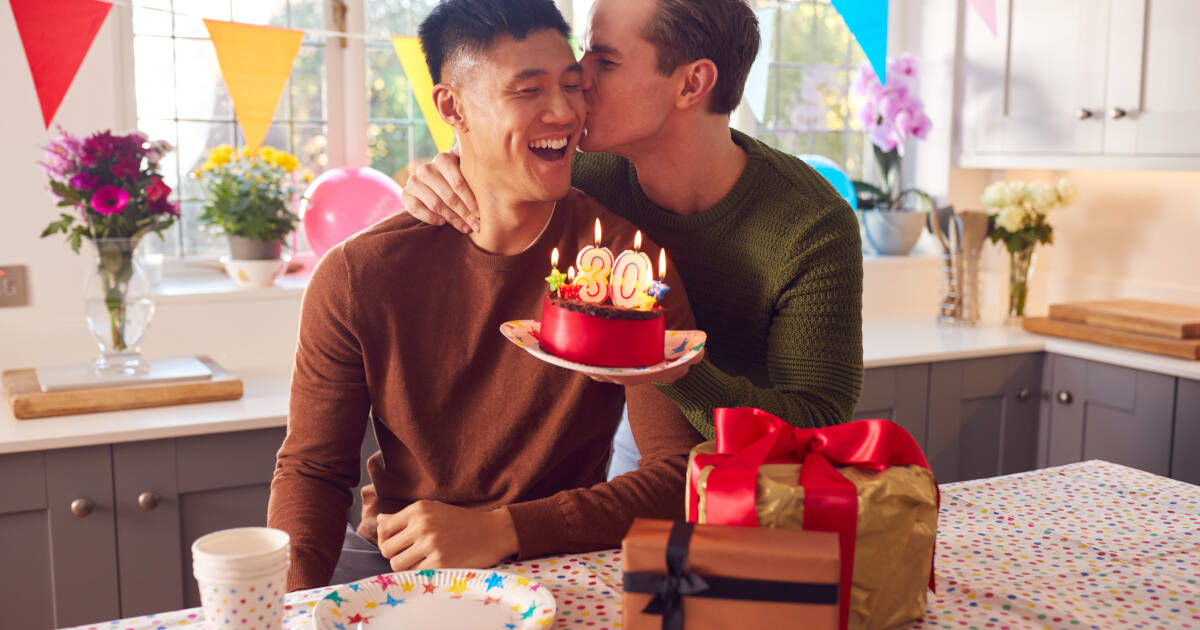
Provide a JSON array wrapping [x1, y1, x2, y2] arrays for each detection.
[[687, 436, 938, 630]]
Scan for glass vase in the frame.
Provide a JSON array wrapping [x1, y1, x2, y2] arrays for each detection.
[[1005, 243, 1037, 324], [84, 238, 156, 374]]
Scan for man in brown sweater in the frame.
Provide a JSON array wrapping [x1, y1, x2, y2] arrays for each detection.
[[267, 0, 701, 591]]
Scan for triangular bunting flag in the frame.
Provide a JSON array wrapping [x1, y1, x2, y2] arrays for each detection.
[[392, 36, 456, 153], [967, 0, 998, 37], [831, 0, 890, 85], [10, 0, 113, 128], [204, 19, 303, 151]]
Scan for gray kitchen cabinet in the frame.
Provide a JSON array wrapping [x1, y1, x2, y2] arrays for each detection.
[[1041, 355, 1176, 476], [1171, 378, 1200, 485], [114, 427, 286, 614], [926, 354, 1043, 483], [0, 446, 120, 629], [852, 364, 930, 451]]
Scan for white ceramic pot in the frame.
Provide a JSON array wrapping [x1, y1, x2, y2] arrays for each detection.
[[862, 209, 929, 256], [221, 256, 288, 288]]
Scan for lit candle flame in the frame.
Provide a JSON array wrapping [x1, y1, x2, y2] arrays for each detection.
[[633, 230, 642, 252], [658, 249, 666, 279], [551, 247, 559, 269], [594, 219, 602, 247], [567, 265, 576, 281]]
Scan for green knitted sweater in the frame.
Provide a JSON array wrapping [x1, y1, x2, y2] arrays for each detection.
[[571, 129, 864, 439]]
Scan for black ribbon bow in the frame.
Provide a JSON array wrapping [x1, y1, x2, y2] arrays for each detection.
[[639, 522, 707, 630]]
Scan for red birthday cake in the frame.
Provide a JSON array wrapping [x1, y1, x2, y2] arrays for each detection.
[[536, 225, 670, 368], [539, 296, 665, 367]]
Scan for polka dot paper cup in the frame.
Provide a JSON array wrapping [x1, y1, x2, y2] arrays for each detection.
[[192, 528, 290, 630]]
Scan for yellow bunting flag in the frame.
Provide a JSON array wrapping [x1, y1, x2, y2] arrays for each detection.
[[204, 19, 304, 151], [391, 36, 456, 153]]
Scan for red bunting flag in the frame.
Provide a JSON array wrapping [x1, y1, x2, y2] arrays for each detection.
[[10, 0, 113, 128]]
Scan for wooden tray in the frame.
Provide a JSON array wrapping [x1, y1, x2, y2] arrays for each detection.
[[1023, 317, 1200, 361], [3, 355, 243, 420], [1048, 299, 1200, 339]]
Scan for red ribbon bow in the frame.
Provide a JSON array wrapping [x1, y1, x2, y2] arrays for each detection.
[[687, 409, 938, 630]]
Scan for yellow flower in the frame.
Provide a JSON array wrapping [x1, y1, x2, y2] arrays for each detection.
[[259, 146, 278, 161], [304, 172, 314, 183], [201, 161, 216, 172], [240, 145, 255, 159], [190, 169, 202, 178], [276, 153, 300, 173]]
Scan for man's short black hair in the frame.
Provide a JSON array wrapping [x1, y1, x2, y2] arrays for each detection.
[[418, 0, 571, 84]]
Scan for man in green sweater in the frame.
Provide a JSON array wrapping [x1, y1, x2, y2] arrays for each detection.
[[403, 0, 863, 458]]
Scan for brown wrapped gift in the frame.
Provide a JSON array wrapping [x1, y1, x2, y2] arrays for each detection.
[[687, 440, 939, 630], [622, 518, 840, 630]]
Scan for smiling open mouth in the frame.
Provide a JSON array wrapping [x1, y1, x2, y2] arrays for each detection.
[[528, 135, 570, 161]]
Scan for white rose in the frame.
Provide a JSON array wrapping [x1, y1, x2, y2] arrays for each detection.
[[982, 182, 1009, 208], [1031, 183, 1058, 211], [997, 205, 1026, 233]]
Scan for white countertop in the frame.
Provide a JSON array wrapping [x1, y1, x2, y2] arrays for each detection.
[[3, 319, 1198, 455]]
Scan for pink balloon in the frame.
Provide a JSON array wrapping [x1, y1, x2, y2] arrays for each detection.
[[300, 167, 405, 258]]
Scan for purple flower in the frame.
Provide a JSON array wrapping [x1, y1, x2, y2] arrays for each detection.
[[40, 130, 84, 179], [69, 172, 100, 191], [111, 157, 140, 180], [851, 61, 879, 97], [870, 122, 898, 153], [90, 185, 130, 216]]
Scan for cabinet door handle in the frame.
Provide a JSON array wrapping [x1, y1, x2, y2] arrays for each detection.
[[138, 491, 161, 511], [1017, 387, 1030, 401], [1056, 390, 1073, 405], [70, 498, 94, 518], [1077, 108, 1095, 120], [1110, 107, 1128, 119]]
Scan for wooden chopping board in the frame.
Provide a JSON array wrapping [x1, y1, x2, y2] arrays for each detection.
[[1023, 317, 1200, 360], [3, 355, 243, 420], [1048, 299, 1200, 339]]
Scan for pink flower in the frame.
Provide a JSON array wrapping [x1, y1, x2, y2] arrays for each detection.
[[150, 196, 180, 217], [888, 53, 920, 80], [146, 177, 171, 202], [910, 112, 933, 139], [857, 101, 878, 131], [870, 121, 898, 153], [90, 185, 130, 215], [851, 61, 879, 97], [69, 172, 100, 191], [40, 130, 84, 179]]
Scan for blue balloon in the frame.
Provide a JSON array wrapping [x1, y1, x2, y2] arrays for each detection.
[[799, 154, 857, 210]]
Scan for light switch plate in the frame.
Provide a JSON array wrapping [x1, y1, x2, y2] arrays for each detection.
[[0, 265, 30, 307]]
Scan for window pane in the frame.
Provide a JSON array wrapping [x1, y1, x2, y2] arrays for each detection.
[[232, 0, 290, 27], [176, 121, 238, 202], [294, 123, 329, 172], [368, 122, 410, 181], [292, 45, 326, 122], [179, 201, 224, 257], [133, 4, 172, 36], [174, 38, 233, 120], [134, 37, 175, 120], [367, 46, 412, 121]]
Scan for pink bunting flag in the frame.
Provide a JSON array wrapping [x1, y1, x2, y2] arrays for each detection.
[[967, 0, 998, 36]]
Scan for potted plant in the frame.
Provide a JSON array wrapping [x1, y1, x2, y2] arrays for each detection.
[[39, 128, 179, 374], [193, 144, 306, 287], [851, 54, 935, 255], [982, 179, 1077, 322]]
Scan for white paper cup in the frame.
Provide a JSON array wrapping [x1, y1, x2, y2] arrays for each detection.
[[192, 528, 290, 630]]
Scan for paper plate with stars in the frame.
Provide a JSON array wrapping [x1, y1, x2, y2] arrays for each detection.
[[500, 320, 707, 377], [311, 569, 556, 629]]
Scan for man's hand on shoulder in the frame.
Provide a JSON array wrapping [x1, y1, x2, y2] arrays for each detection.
[[402, 149, 480, 234], [376, 501, 518, 572], [583, 348, 705, 386]]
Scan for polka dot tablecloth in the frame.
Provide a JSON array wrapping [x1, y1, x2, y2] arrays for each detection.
[[67, 461, 1199, 630]]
